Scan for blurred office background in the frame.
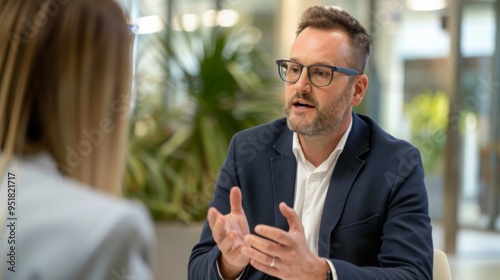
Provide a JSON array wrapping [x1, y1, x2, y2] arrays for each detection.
[[117, 0, 500, 279]]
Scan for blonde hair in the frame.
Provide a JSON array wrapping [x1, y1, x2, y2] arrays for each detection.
[[0, 0, 133, 195]]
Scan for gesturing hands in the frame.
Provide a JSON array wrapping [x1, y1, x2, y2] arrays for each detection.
[[209, 187, 329, 280], [241, 202, 329, 280], [207, 187, 250, 279]]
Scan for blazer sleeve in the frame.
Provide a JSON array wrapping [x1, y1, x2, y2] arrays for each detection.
[[188, 135, 253, 280], [75, 202, 156, 280]]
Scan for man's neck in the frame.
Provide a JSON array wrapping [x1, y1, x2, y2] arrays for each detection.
[[297, 117, 351, 167], [298, 134, 340, 167]]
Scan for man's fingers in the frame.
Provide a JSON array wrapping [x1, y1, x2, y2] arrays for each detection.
[[241, 244, 278, 268], [207, 207, 221, 230], [243, 233, 282, 256], [229, 186, 244, 214], [252, 224, 294, 248], [207, 207, 219, 228], [208, 208, 228, 243], [279, 202, 303, 232]]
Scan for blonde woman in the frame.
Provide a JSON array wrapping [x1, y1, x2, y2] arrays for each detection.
[[0, 0, 154, 279]]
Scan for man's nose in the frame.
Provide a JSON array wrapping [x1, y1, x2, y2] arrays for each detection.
[[294, 68, 312, 93]]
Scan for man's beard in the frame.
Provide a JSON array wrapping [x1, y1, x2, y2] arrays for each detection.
[[284, 88, 351, 137]]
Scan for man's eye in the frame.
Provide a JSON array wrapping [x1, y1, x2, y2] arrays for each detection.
[[289, 66, 301, 73], [313, 69, 329, 77]]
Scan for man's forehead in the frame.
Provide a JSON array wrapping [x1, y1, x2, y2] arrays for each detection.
[[290, 28, 352, 63]]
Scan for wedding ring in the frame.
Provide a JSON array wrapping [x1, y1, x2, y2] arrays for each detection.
[[270, 256, 275, 267]]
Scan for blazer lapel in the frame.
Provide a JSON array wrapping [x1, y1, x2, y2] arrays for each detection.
[[270, 125, 296, 231], [318, 114, 370, 257]]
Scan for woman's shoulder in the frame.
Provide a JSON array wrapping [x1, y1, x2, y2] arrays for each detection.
[[2, 154, 154, 279]]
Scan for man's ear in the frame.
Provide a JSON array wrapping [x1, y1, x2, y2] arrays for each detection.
[[351, 74, 368, 106]]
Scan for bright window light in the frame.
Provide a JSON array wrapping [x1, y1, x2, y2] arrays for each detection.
[[182, 14, 200, 32], [406, 0, 446, 11], [202, 9, 240, 27], [134, 15, 164, 34], [202, 10, 218, 27], [218, 9, 240, 27]]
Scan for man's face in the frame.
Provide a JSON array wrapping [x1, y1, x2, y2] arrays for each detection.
[[283, 27, 363, 137]]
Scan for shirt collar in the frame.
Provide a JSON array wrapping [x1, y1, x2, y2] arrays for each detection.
[[1, 151, 61, 178]]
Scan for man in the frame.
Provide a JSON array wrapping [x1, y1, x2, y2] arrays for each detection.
[[188, 6, 433, 280]]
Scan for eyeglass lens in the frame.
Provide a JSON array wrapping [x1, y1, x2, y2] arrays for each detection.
[[278, 61, 333, 87]]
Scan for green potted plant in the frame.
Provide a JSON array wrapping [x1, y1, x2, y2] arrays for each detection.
[[124, 23, 281, 223], [406, 90, 449, 172]]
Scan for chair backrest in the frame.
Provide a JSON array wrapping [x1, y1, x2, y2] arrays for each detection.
[[433, 249, 452, 280]]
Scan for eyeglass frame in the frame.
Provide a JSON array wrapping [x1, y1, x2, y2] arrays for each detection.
[[275, 59, 360, 87]]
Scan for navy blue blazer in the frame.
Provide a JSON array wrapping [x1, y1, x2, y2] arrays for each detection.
[[188, 113, 433, 280]]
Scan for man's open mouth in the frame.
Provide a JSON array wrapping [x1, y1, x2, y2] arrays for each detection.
[[293, 101, 315, 108]]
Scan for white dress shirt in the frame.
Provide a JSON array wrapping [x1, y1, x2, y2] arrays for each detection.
[[292, 119, 352, 280]]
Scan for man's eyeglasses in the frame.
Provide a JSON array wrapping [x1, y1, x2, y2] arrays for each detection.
[[275, 60, 359, 87]]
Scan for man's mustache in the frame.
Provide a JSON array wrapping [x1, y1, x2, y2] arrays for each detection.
[[287, 93, 318, 108]]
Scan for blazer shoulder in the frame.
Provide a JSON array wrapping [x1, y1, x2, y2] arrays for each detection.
[[352, 114, 421, 167], [357, 114, 417, 151]]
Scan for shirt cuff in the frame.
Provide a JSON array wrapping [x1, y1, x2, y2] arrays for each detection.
[[324, 258, 339, 280], [216, 259, 244, 280]]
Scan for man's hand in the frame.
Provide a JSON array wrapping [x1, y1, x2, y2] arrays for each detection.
[[241, 202, 330, 280], [207, 187, 250, 279]]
